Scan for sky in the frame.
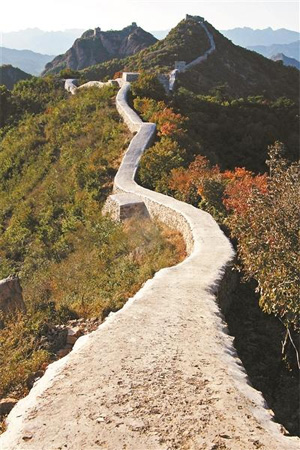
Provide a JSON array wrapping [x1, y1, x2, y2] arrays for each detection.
[[0, 0, 299, 33]]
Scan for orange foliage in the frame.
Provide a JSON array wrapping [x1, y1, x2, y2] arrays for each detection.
[[133, 98, 186, 139], [113, 72, 123, 80], [169, 155, 221, 199], [223, 168, 268, 214]]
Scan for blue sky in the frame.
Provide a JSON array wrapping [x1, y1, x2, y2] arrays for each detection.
[[1, 0, 299, 32]]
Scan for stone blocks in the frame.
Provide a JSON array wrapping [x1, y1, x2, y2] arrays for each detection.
[[122, 72, 140, 82], [103, 194, 149, 221]]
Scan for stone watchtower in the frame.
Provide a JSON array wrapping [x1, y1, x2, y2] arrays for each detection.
[[186, 14, 204, 23], [94, 27, 101, 37]]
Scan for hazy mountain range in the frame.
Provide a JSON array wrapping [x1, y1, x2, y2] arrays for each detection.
[[220, 27, 300, 47], [1, 28, 84, 54], [0, 47, 54, 75], [2, 26, 299, 55], [270, 53, 300, 70], [248, 41, 300, 60]]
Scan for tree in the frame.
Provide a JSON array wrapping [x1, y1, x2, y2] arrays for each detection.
[[226, 143, 300, 340]]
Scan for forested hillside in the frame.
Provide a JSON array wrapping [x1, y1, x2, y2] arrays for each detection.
[[0, 65, 32, 90], [82, 18, 299, 101]]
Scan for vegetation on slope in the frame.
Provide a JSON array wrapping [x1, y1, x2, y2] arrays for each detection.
[[133, 73, 299, 336], [0, 80, 185, 410], [0, 76, 66, 130], [82, 18, 299, 102], [0, 65, 32, 90], [131, 74, 299, 434]]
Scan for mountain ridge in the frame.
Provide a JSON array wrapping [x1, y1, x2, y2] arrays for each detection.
[[81, 18, 299, 101], [0, 47, 55, 75], [1, 28, 84, 55], [271, 53, 300, 69], [0, 64, 32, 89], [248, 40, 300, 60], [43, 24, 157, 75], [221, 26, 300, 46]]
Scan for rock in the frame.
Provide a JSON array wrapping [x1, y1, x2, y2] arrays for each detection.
[[22, 432, 33, 441], [55, 328, 68, 349], [57, 348, 70, 358], [0, 276, 26, 315], [0, 398, 18, 416], [66, 326, 83, 345], [26, 370, 45, 389], [43, 25, 157, 75]]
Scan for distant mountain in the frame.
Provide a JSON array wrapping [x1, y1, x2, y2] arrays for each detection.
[[0, 64, 32, 89], [248, 41, 300, 61], [43, 24, 157, 75], [221, 27, 300, 47], [1, 28, 84, 55], [83, 18, 299, 101], [0, 47, 55, 75], [271, 53, 300, 70]]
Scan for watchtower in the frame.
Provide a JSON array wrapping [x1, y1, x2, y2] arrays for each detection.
[[186, 14, 204, 23], [94, 27, 101, 37]]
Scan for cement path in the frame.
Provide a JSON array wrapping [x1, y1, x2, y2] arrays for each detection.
[[0, 78, 298, 450], [1, 260, 298, 450]]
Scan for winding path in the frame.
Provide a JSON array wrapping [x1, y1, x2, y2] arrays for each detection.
[[169, 21, 216, 91], [0, 76, 299, 449]]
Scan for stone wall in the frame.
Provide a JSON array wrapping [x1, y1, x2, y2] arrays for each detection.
[[168, 20, 216, 90], [114, 80, 232, 260]]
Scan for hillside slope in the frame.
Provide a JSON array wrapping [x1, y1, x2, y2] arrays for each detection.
[[0, 47, 55, 75], [43, 24, 157, 75], [82, 18, 299, 100], [0, 79, 183, 405], [0, 65, 32, 89]]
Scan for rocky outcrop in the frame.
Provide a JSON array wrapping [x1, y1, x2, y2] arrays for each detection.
[[43, 24, 157, 75], [0, 276, 26, 315]]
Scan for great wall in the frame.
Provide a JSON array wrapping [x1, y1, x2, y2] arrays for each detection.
[[0, 17, 299, 450]]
